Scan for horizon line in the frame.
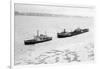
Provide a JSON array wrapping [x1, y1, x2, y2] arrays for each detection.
[[14, 11, 93, 18]]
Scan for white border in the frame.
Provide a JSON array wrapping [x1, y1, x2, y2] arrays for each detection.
[[10, 0, 14, 69], [11, 0, 96, 69]]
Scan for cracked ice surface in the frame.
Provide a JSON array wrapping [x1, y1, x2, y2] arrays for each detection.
[[14, 15, 94, 65], [15, 33, 94, 65]]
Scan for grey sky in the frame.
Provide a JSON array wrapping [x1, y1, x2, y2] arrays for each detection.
[[15, 3, 94, 17]]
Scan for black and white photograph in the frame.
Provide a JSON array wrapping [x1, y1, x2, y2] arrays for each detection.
[[14, 3, 94, 65]]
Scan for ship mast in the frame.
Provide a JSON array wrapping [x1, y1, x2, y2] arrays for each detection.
[[37, 30, 39, 36]]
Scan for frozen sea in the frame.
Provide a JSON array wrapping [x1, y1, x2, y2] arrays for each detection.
[[14, 15, 94, 65]]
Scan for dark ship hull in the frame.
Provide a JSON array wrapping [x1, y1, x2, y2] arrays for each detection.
[[57, 29, 89, 38], [24, 38, 52, 45]]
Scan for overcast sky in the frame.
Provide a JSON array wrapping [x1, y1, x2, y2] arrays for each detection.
[[15, 3, 94, 17]]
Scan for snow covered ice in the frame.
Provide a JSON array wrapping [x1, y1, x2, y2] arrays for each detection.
[[14, 16, 94, 65], [14, 31, 94, 65]]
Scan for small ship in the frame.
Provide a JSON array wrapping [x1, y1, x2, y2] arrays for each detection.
[[57, 28, 89, 38], [24, 30, 52, 45]]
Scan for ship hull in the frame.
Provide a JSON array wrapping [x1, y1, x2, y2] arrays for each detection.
[[57, 29, 89, 38], [24, 38, 52, 45]]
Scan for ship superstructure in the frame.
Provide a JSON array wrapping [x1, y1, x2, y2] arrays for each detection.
[[57, 28, 89, 38], [24, 30, 52, 45]]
